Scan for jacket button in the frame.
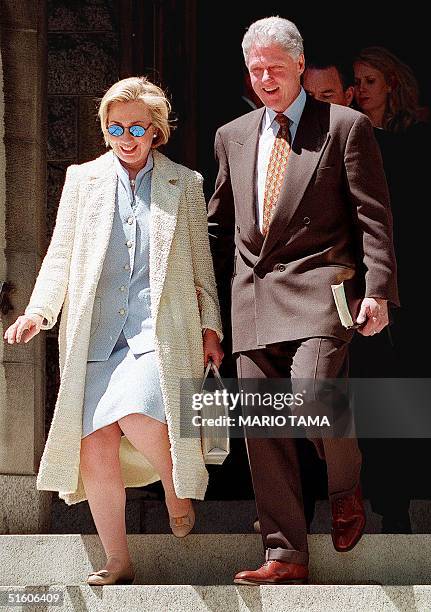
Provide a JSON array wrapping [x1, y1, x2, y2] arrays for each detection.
[[127, 216, 134, 225], [304, 216, 311, 225], [119, 308, 126, 315], [124, 263, 130, 271], [275, 263, 286, 272], [120, 286, 126, 292], [126, 240, 133, 248]]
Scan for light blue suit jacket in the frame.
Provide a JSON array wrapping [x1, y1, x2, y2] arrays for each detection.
[[87, 154, 155, 361]]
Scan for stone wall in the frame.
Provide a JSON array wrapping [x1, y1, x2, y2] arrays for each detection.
[[0, 0, 51, 533], [0, 0, 121, 533], [0, 30, 6, 425], [45, 0, 120, 430]]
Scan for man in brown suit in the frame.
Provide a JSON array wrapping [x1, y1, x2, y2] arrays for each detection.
[[208, 16, 399, 585]]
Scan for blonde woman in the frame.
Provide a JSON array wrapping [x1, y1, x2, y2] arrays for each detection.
[[4, 77, 223, 585], [353, 46, 421, 132]]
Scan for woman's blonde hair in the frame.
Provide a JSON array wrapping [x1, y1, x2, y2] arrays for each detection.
[[98, 76, 172, 147], [354, 47, 420, 133]]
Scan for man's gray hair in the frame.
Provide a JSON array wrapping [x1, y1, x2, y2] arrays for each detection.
[[242, 16, 304, 65]]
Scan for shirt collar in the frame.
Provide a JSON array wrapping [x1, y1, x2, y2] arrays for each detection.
[[113, 151, 154, 192], [264, 87, 307, 132]]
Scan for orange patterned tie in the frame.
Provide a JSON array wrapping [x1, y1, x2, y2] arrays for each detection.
[[262, 113, 291, 235]]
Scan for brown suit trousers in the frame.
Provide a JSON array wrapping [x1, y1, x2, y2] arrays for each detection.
[[237, 337, 362, 564]]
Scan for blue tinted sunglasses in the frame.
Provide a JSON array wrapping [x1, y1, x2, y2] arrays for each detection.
[[107, 123, 152, 137]]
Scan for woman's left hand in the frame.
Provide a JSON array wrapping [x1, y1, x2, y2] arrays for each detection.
[[203, 329, 224, 368]]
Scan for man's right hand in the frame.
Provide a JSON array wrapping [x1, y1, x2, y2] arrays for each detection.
[[3, 314, 43, 344], [356, 297, 388, 336]]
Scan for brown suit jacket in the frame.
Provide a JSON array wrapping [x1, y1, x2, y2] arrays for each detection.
[[208, 96, 399, 353]]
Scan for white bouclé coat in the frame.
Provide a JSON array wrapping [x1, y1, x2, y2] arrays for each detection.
[[25, 150, 222, 505]]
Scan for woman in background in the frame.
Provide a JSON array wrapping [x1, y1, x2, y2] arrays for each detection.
[[353, 45, 420, 132]]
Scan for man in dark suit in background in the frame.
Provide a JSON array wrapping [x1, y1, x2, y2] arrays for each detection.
[[208, 16, 399, 585], [303, 56, 354, 106]]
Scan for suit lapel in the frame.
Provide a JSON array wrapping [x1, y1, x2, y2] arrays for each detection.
[[81, 152, 118, 287], [230, 108, 266, 250], [258, 97, 331, 260], [149, 149, 181, 327], [62, 152, 117, 345]]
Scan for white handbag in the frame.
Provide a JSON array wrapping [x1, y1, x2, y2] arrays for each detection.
[[200, 361, 230, 465]]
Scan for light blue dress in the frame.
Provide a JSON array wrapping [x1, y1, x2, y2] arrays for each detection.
[[81, 153, 166, 438]]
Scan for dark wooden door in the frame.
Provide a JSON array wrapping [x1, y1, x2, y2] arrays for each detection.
[[118, 0, 198, 168]]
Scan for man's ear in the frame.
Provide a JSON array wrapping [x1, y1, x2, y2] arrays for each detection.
[[297, 53, 305, 76], [345, 86, 355, 107]]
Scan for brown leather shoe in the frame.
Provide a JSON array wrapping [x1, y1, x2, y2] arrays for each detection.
[[234, 560, 308, 585], [169, 505, 195, 538], [331, 485, 366, 552]]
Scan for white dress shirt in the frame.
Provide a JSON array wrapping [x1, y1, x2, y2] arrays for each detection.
[[256, 87, 307, 232]]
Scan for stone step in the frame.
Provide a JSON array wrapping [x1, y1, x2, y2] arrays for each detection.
[[0, 534, 430, 587], [51, 497, 431, 535], [1, 584, 430, 612]]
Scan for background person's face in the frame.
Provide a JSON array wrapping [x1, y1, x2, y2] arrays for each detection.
[[107, 100, 155, 172], [248, 44, 304, 112], [353, 62, 390, 116], [303, 66, 353, 106]]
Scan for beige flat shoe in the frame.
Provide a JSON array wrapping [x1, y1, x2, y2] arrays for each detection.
[[86, 564, 135, 586], [169, 505, 195, 538]]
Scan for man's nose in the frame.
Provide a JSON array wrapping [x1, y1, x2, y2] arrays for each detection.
[[262, 69, 271, 82]]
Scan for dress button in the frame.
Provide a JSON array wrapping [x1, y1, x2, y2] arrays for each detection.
[[126, 240, 133, 248], [127, 216, 134, 225], [275, 263, 286, 272], [303, 216, 311, 225], [124, 264, 130, 271], [119, 308, 126, 315], [120, 286, 126, 292]]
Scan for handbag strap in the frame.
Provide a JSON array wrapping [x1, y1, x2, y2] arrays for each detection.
[[200, 360, 224, 392]]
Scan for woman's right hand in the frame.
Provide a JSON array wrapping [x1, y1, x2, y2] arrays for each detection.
[[3, 314, 43, 344]]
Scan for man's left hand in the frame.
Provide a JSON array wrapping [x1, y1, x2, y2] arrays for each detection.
[[356, 297, 388, 336]]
